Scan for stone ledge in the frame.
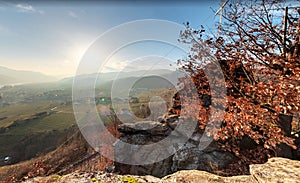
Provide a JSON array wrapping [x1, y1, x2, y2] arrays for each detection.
[[24, 157, 300, 183], [250, 157, 300, 183], [117, 121, 171, 136]]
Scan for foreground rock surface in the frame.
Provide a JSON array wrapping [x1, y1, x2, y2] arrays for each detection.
[[250, 157, 300, 183], [114, 120, 235, 177], [24, 157, 300, 183]]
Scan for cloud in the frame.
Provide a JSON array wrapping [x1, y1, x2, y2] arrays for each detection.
[[16, 3, 44, 14], [68, 10, 78, 18], [101, 56, 177, 73]]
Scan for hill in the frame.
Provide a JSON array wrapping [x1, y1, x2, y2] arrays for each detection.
[[60, 69, 183, 86], [0, 66, 57, 85]]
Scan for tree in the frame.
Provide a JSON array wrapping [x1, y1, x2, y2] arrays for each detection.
[[178, 0, 300, 174]]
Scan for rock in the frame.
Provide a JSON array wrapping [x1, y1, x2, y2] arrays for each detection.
[[162, 170, 255, 183], [250, 157, 300, 183], [165, 114, 180, 130], [117, 121, 171, 136], [275, 143, 293, 159], [114, 156, 173, 178], [114, 120, 235, 178], [171, 142, 235, 173], [23, 171, 166, 183], [114, 90, 300, 179], [23, 158, 300, 183], [278, 114, 293, 135], [114, 136, 174, 177], [293, 135, 300, 159], [240, 135, 257, 150]]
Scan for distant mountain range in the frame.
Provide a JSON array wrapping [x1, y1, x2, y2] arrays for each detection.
[[0, 66, 57, 85], [0, 66, 187, 94], [60, 69, 186, 90]]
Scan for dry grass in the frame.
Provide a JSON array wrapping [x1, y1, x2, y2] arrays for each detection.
[[0, 127, 93, 182]]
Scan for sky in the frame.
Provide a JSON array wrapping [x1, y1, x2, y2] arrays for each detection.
[[0, 1, 221, 78]]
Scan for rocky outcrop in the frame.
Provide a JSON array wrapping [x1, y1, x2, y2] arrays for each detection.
[[24, 158, 300, 183], [114, 118, 235, 178], [114, 121, 174, 177], [114, 90, 300, 178], [250, 157, 300, 183]]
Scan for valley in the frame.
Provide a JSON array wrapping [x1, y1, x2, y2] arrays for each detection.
[[0, 68, 178, 181]]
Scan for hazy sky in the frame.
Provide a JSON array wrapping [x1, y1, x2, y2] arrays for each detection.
[[0, 1, 220, 77]]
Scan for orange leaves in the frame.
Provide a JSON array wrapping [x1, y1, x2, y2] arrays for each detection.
[[275, 106, 281, 113], [264, 143, 270, 149], [178, 3, 300, 173]]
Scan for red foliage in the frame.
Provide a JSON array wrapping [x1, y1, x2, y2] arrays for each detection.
[[97, 123, 120, 170], [178, 0, 300, 174]]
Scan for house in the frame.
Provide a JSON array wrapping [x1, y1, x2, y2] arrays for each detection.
[[129, 97, 139, 103]]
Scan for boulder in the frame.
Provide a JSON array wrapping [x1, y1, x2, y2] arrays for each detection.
[[117, 121, 171, 136], [162, 170, 254, 183], [171, 143, 235, 173], [23, 158, 300, 183], [250, 157, 300, 183], [114, 118, 235, 178], [114, 121, 175, 177]]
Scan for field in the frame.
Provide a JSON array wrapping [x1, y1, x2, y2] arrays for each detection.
[[0, 81, 177, 167], [0, 101, 76, 161]]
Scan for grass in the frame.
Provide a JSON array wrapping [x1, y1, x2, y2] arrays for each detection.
[[0, 102, 76, 160], [0, 102, 61, 128], [5, 112, 75, 135], [0, 86, 177, 173]]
